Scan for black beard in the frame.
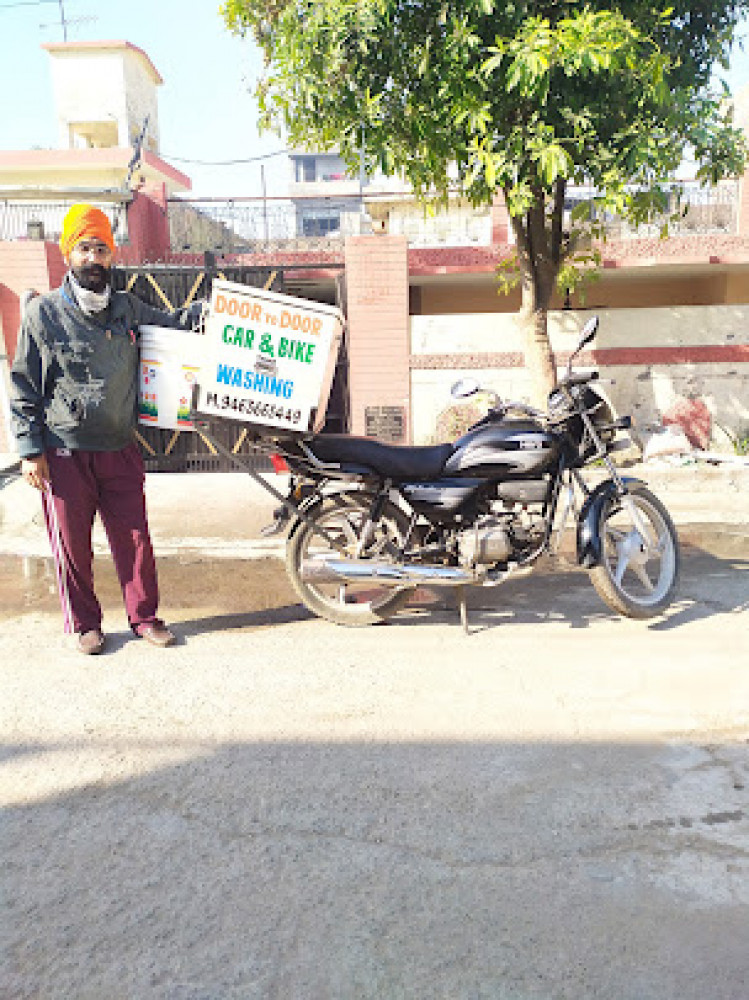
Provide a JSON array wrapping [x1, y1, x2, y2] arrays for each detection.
[[72, 264, 111, 294]]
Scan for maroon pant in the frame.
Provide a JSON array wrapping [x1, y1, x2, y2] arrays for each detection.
[[42, 443, 160, 635]]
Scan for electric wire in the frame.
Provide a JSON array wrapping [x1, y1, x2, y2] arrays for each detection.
[[160, 149, 289, 166], [0, 1, 60, 8]]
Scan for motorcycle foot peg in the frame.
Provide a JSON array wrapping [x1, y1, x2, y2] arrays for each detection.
[[260, 505, 291, 537]]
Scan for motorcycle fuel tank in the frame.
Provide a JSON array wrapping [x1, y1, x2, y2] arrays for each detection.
[[444, 419, 560, 478]]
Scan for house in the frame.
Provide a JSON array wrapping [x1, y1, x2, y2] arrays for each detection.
[[0, 40, 191, 253], [284, 106, 749, 447], [2, 54, 748, 457], [0, 39, 194, 453]]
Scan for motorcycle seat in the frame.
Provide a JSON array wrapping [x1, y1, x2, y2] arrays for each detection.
[[306, 434, 454, 480]]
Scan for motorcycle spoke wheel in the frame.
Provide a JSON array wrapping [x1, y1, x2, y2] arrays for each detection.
[[286, 495, 415, 626], [589, 484, 680, 619]]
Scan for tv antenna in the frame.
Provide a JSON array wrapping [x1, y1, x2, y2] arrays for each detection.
[[40, 0, 96, 41], [124, 115, 150, 189]]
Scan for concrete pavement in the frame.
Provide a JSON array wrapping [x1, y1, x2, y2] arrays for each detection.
[[1, 454, 748, 1000], [2, 546, 748, 1000], [1, 455, 747, 560]]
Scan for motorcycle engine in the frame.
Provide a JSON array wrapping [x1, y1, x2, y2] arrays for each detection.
[[457, 517, 513, 566]]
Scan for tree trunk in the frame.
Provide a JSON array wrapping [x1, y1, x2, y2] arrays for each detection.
[[520, 275, 556, 407], [509, 191, 563, 408]]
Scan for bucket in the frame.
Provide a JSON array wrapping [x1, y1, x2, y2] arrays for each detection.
[[138, 326, 206, 431]]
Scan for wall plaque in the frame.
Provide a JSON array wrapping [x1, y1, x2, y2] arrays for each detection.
[[365, 405, 406, 442]]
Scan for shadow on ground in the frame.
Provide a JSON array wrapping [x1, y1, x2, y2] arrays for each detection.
[[2, 736, 747, 1000]]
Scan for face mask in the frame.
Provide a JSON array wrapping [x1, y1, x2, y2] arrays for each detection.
[[71, 262, 112, 294], [68, 270, 112, 315]]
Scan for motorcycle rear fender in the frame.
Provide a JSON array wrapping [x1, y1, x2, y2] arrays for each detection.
[[296, 479, 364, 513], [296, 481, 416, 526], [576, 477, 646, 568]]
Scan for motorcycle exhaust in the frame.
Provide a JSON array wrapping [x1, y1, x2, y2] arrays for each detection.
[[301, 557, 481, 587]]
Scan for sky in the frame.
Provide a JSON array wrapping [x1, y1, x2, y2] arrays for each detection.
[[1, 0, 748, 201], [0, 0, 287, 197]]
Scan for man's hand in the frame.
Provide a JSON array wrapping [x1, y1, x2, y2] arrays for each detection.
[[184, 299, 207, 330], [21, 455, 50, 491]]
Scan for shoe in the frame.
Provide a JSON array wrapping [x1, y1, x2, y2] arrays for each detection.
[[137, 623, 176, 647], [77, 629, 105, 655]]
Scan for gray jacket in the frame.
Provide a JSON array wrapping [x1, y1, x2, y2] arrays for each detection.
[[10, 275, 189, 458]]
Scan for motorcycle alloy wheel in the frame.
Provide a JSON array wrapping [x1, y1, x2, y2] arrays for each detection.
[[286, 493, 415, 626], [589, 483, 680, 618]]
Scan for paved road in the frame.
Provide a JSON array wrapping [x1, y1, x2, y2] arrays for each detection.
[[2, 533, 748, 999], [1, 462, 748, 999]]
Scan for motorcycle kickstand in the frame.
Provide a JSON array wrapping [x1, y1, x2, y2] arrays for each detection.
[[455, 585, 470, 634]]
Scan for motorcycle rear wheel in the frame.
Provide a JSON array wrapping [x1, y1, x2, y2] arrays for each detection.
[[589, 483, 680, 618], [286, 494, 415, 626]]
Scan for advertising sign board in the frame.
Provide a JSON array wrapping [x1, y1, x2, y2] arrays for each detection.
[[193, 279, 344, 434]]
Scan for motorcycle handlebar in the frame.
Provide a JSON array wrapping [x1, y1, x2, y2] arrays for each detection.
[[557, 370, 599, 389], [498, 401, 546, 420]]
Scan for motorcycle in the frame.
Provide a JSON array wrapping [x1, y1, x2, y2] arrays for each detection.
[[199, 315, 681, 627]]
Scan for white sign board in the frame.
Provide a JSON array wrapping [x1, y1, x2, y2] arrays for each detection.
[[194, 279, 343, 433]]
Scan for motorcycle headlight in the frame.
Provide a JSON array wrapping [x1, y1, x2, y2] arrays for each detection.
[[548, 388, 571, 419], [582, 386, 617, 442]]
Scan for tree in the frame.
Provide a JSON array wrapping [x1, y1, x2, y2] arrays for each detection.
[[222, 0, 748, 403]]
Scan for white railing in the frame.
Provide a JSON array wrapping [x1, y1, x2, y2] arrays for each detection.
[[0, 199, 129, 244], [565, 180, 740, 238]]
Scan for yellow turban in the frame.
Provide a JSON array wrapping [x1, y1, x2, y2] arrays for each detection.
[[59, 204, 116, 258]]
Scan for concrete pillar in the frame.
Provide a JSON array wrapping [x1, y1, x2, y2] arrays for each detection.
[[738, 168, 749, 239], [0, 240, 65, 453], [123, 182, 171, 263], [0, 240, 65, 362], [343, 235, 411, 442]]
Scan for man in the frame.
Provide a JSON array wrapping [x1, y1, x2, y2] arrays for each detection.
[[10, 203, 193, 654]]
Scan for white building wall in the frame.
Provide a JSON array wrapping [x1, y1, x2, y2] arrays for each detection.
[[388, 202, 492, 247], [122, 50, 160, 152], [48, 51, 128, 149], [410, 306, 749, 445], [46, 47, 159, 152]]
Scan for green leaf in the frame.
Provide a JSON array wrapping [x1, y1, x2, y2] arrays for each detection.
[[481, 51, 503, 75], [537, 144, 572, 185], [484, 154, 496, 189], [224, 0, 749, 395], [571, 200, 593, 223], [506, 58, 524, 91]]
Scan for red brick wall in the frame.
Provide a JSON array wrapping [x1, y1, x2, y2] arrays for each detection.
[[46, 241, 67, 292], [491, 194, 511, 246], [0, 240, 65, 362], [344, 236, 411, 440], [120, 183, 171, 264], [739, 171, 749, 240]]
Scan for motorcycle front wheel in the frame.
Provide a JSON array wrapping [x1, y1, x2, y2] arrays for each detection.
[[589, 483, 680, 618], [286, 493, 415, 626]]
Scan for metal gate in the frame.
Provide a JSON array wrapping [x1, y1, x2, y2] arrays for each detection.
[[113, 254, 348, 472]]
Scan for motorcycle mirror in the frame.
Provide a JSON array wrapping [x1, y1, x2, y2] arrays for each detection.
[[578, 315, 599, 349], [566, 316, 599, 376], [451, 378, 480, 399]]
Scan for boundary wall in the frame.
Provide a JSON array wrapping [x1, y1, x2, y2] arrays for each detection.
[[410, 306, 749, 444], [2, 235, 748, 455]]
